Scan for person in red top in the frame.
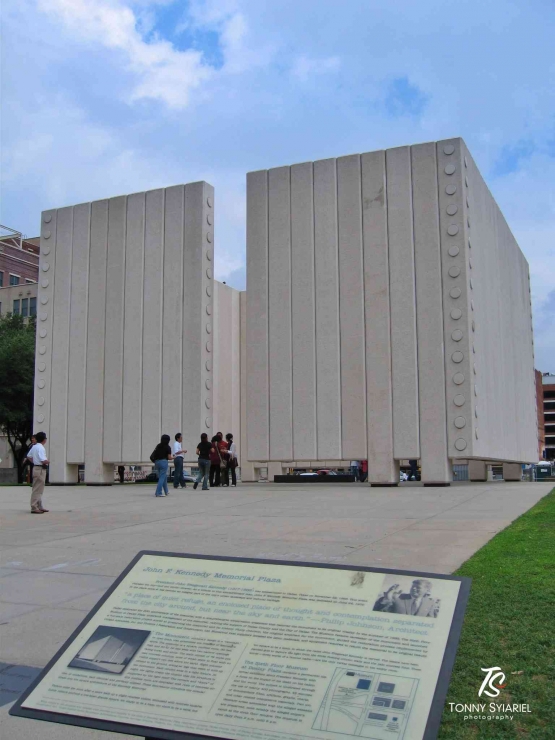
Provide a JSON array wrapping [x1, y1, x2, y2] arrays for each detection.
[[216, 432, 229, 486], [209, 433, 229, 487], [360, 459, 368, 483]]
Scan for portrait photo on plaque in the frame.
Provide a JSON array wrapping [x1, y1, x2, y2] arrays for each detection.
[[373, 574, 443, 618]]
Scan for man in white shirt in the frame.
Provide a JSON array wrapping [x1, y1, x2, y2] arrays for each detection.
[[28, 432, 49, 513], [172, 433, 187, 489]]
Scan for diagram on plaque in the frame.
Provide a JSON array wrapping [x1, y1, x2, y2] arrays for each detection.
[[68, 626, 150, 675], [313, 668, 418, 739]]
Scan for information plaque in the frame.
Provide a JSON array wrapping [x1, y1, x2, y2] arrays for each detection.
[[10, 552, 470, 740]]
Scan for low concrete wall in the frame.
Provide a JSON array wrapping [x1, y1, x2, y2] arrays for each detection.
[[0, 468, 18, 483]]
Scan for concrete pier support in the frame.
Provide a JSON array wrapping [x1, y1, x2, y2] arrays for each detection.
[[49, 464, 80, 486], [240, 462, 257, 482], [469, 460, 488, 482], [267, 462, 283, 480], [503, 463, 522, 481], [422, 459, 453, 486]]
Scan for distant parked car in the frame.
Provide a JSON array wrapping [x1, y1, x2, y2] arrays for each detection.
[[140, 469, 195, 484]]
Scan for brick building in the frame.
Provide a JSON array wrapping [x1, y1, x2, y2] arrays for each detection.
[[541, 372, 555, 461], [536, 370, 545, 460], [0, 226, 39, 317], [0, 227, 40, 472]]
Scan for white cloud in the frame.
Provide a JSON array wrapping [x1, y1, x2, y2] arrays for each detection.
[[177, 0, 275, 74], [2, 0, 555, 367], [37, 0, 214, 108], [291, 55, 341, 82]]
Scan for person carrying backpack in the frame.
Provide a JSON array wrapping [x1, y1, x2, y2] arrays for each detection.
[[150, 435, 173, 497]]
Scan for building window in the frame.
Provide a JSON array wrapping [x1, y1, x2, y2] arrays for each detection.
[[30, 297, 37, 317], [0, 271, 3, 287], [21, 298, 29, 317], [13, 299, 20, 315], [9, 274, 20, 286]]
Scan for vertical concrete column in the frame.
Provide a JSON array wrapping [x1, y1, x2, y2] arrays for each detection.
[[437, 139, 474, 460], [386, 146, 420, 460], [268, 167, 293, 460], [85, 200, 113, 484], [240, 291, 256, 481], [503, 463, 522, 481], [33, 210, 57, 453], [246, 170, 269, 461], [183, 182, 214, 449], [103, 196, 127, 463], [49, 207, 77, 483], [212, 282, 240, 440], [267, 461, 283, 480], [141, 189, 164, 461], [314, 159, 342, 459], [212, 279, 221, 435], [361, 151, 398, 485], [468, 460, 487, 481], [337, 154, 367, 459], [230, 289, 241, 454], [66, 203, 90, 466], [291, 162, 317, 461], [122, 192, 145, 462], [411, 143, 452, 485], [161, 185, 184, 438]]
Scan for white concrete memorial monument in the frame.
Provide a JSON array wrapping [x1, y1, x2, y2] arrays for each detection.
[[245, 138, 537, 484], [34, 182, 220, 484], [33, 138, 537, 486]]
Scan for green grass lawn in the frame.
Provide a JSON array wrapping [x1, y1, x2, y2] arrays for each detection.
[[438, 488, 555, 739]]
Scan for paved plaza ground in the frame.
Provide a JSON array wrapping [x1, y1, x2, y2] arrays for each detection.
[[1, 479, 552, 739]]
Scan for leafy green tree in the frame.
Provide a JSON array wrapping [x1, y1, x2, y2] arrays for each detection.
[[0, 313, 35, 482]]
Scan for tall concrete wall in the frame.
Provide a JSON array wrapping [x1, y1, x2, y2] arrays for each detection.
[[246, 139, 537, 482], [34, 183, 215, 484], [461, 144, 537, 462]]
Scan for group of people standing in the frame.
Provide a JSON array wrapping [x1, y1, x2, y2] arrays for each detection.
[[150, 431, 237, 497]]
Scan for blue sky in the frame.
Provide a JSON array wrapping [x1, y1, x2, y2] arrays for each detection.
[[2, 0, 554, 370]]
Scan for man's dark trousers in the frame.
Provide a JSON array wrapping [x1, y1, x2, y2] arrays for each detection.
[[173, 456, 186, 488]]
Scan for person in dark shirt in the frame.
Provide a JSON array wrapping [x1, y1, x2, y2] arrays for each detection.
[[152, 435, 173, 497], [224, 433, 237, 487], [194, 433, 215, 491]]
